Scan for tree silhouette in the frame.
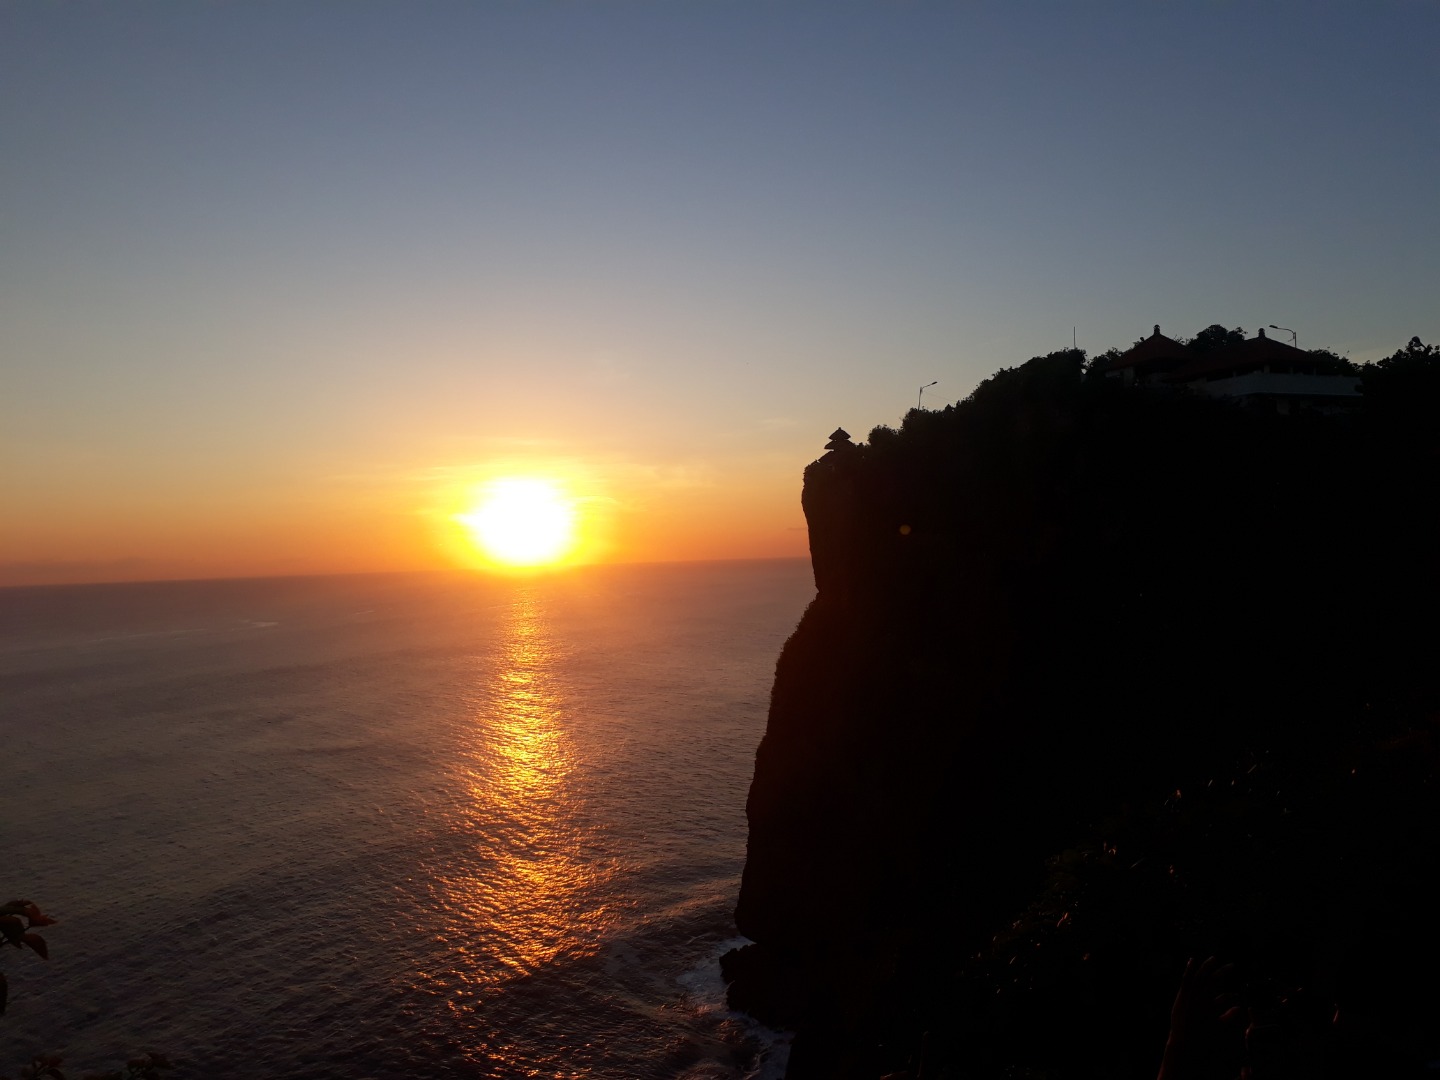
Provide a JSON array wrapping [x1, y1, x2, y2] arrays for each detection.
[[1360, 335, 1439, 400], [1187, 323, 1246, 351]]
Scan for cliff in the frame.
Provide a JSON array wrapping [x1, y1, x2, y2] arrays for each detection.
[[726, 350, 1440, 1079]]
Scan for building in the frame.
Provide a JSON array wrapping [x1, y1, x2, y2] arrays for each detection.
[[1104, 324, 1360, 415]]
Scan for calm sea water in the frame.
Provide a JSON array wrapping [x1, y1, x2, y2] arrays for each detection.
[[0, 560, 813, 1079]]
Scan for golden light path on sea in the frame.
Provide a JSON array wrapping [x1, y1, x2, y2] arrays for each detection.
[[424, 585, 618, 1040]]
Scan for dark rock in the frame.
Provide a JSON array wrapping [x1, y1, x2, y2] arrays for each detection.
[[719, 943, 809, 1030], [731, 350, 1440, 1078]]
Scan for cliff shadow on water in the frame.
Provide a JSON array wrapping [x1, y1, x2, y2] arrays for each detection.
[[725, 346, 1440, 1079]]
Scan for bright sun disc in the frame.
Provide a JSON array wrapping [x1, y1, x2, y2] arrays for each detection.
[[457, 478, 577, 568]]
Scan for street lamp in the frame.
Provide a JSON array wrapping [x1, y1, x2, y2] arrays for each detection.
[[1270, 324, 1298, 349], [917, 380, 938, 408]]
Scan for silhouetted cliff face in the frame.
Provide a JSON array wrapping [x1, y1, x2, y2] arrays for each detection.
[[728, 352, 1440, 1079]]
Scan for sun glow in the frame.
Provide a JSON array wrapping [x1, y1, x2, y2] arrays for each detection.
[[456, 478, 578, 568]]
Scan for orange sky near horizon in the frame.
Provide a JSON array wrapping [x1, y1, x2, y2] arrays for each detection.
[[5, 5, 1436, 588], [0, 448, 813, 587]]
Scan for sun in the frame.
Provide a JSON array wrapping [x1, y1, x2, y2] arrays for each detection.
[[456, 478, 578, 568]]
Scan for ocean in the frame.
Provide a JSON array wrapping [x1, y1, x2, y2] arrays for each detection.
[[0, 559, 814, 1079]]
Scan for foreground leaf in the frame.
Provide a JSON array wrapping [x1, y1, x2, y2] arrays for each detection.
[[0, 916, 23, 947]]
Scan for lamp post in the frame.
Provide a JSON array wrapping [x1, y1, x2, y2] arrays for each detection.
[[917, 380, 938, 408], [1270, 324, 1298, 349]]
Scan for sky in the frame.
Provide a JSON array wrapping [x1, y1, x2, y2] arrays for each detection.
[[3, 1, 1437, 586]]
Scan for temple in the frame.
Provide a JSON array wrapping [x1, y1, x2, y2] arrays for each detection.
[[1102, 324, 1360, 414]]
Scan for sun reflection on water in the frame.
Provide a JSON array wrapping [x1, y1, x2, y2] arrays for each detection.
[[426, 586, 617, 1018]]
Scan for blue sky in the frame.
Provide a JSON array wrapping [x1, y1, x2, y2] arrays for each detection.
[[3, 1, 1437, 582]]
